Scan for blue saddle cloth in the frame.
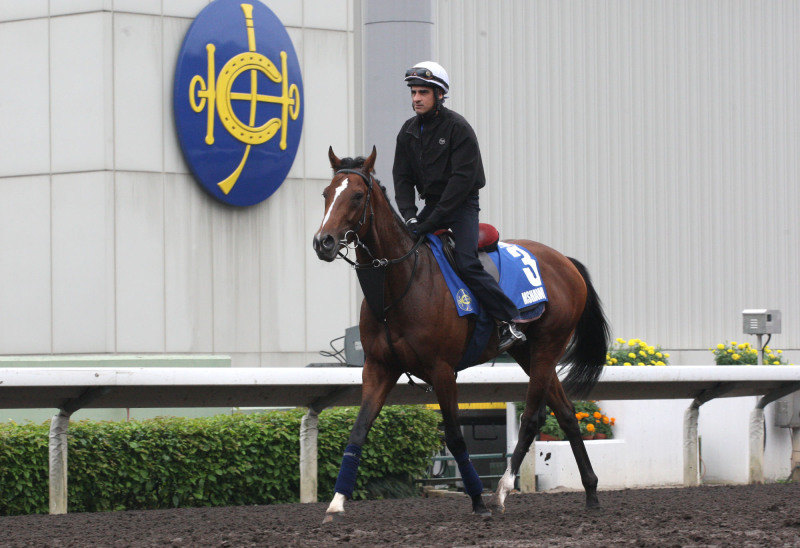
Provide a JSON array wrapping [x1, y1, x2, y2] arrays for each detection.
[[426, 234, 547, 369]]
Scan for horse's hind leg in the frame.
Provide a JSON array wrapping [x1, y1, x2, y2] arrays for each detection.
[[489, 358, 554, 513], [430, 364, 491, 517], [549, 378, 600, 508], [323, 359, 400, 523]]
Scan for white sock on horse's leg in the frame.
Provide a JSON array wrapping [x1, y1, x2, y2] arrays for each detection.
[[494, 466, 516, 509], [326, 492, 346, 514]]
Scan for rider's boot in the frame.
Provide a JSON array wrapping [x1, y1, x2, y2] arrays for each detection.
[[497, 321, 526, 353]]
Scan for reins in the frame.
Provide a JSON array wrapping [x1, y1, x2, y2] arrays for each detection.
[[332, 168, 431, 392]]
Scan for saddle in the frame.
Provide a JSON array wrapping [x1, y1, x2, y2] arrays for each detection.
[[434, 223, 500, 282]]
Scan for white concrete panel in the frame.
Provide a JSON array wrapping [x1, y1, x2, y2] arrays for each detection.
[[286, 26, 304, 180], [162, 0, 208, 18], [211, 206, 261, 353], [115, 172, 165, 351], [304, 0, 347, 31], [0, 19, 49, 176], [162, 16, 192, 174], [302, 29, 350, 179], [259, 179, 306, 352], [51, 172, 115, 352], [50, 0, 113, 16], [50, 13, 113, 172], [262, 0, 302, 28], [304, 178, 355, 352], [164, 173, 214, 352], [113, 0, 160, 15], [0, 0, 47, 21], [114, 13, 163, 171], [0, 176, 51, 353]]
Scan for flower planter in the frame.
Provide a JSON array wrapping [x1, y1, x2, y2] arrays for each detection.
[[539, 433, 561, 441], [594, 433, 607, 440], [582, 434, 595, 440]]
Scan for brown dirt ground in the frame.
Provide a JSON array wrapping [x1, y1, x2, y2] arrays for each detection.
[[1, 483, 799, 547]]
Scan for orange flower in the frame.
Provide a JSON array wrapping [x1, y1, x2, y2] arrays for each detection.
[[593, 412, 602, 419], [586, 424, 595, 432], [610, 418, 616, 425], [575, 413, 580, 420], [602, 416, 610, 424]]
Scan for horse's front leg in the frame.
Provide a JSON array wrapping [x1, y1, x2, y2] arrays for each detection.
[[431, 364, 491, 517], [323, 359, 400, 524]]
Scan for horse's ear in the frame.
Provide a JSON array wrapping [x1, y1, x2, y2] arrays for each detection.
[[328, 146, 342, 171], [364, 145, 377, 173]]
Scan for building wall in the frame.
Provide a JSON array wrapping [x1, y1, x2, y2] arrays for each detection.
[[0, 0, 361, 366], [436, 0, 800, 363]]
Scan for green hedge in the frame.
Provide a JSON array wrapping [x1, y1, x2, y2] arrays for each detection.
[[0, 406, 442, 516]]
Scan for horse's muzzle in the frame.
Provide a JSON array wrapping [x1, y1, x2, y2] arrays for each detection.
[[312, 233, 338, 262]]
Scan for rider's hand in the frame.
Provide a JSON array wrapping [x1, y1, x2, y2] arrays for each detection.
[[405, 217, 419, 231], [413, 220, 435, 239]]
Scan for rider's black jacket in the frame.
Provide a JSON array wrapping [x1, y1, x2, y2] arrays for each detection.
[[392, 106, 486, 226]]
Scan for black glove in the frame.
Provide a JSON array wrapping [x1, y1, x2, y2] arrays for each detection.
[[405, 217, 419, 231], [413, 220, 435, 239]]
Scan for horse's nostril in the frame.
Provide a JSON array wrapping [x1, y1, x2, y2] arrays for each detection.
[[321, 235, 335, 251]]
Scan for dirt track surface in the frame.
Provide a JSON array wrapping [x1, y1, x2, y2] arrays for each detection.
[[2, 483, 799, 547]]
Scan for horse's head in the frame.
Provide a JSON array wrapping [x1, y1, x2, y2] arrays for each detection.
[[312, 146, 377, 262]]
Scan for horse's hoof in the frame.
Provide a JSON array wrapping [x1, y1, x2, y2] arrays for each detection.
[[473, 506, 493, 518], [585, 497, 601, 510], [322, 511, 344, 525], [485, 494, 506, 514]]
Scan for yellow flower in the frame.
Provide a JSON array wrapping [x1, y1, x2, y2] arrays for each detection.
[[731, 341, 738, 346], [586, 423, 595, 432], [639, 350, 646, 357], [628, 339, 638, 346], [628, 353, 636, 359], [637, 362, 644, 366], [717, 343, 725, 350], [664, 353, 670, 358], [624, 362, 632, 366], [656, 352, 663, 358], [737, 343, 746, 349], [656, 361, 666, 366], [777, 350, 783, 354], [773, 361, 781, 365], [732, 353, 740, 360], [648, 349, 655, 355], [764, 346, 771, 352], [616, 338, 625, 344], [727, 349, 733, 353]]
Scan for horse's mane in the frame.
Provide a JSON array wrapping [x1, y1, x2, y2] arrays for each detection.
[[337, 156, 412, 235]]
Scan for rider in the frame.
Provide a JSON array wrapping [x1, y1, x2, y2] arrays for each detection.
[[392, 61, 526, 353]]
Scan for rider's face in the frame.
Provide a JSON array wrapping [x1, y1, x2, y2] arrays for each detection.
[[410, 86, 438, 115]]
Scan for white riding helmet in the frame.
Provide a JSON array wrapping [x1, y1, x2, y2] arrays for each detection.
[[404, 61, 450, 96]]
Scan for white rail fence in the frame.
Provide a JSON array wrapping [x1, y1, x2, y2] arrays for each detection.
[[1, 357, 799, 514]]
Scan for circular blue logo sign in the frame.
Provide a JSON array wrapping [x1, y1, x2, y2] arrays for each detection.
[[174, 0, 303, 207]]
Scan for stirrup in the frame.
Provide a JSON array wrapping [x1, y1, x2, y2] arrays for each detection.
[[498, 321, 526, 353]]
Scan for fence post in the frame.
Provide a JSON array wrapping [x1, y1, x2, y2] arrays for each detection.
[[300, 409, 319, 503], [683, 406, 699, 486], [49, 410, 71, 514], [748, 407, 765, 484]]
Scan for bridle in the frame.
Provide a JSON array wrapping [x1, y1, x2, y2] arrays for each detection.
[[332, 168, 425, 269]]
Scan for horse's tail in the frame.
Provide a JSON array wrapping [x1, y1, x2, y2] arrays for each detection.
[[560, 258, 611, 399]]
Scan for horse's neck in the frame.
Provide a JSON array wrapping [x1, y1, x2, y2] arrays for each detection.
[[356, 193, 420, 290]]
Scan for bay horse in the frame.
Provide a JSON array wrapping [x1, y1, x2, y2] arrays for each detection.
[[312, 147, 610, 522]]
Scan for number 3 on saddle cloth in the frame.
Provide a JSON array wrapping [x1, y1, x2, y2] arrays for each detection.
[[427, 223, 548, 370]]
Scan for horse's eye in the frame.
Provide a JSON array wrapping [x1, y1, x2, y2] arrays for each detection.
[[352, 192, 364, 201]]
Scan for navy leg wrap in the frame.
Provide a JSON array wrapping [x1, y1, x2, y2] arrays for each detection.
[[333, 444, 362, 498], [454, 450, 483, 497]]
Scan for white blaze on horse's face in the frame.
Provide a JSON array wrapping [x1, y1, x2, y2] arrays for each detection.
[[321, 177, 349, 230]]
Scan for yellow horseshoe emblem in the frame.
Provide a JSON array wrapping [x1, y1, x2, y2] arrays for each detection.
[[188, 3, 300, 195]]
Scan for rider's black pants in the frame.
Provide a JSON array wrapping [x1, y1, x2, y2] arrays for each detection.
[[419, 194, 518, 322]]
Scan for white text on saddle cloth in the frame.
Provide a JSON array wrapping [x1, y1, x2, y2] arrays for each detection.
[[498, 242, 546, 306]]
